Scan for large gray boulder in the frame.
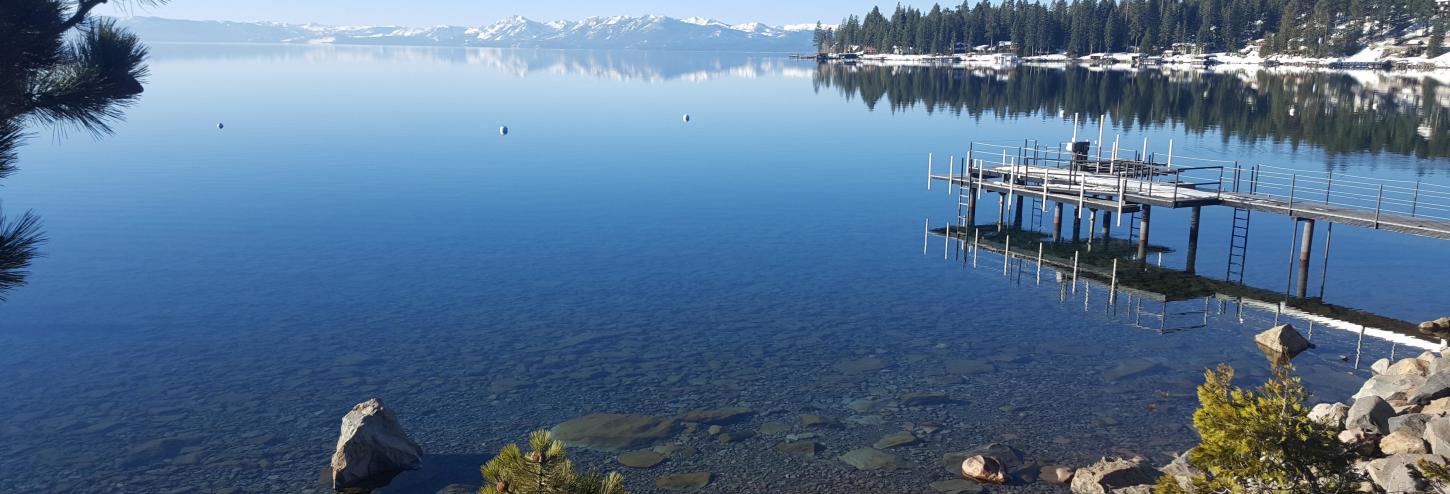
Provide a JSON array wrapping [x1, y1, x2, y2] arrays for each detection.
[[1345, 396, 1395, 434], [1388, 413, 1435, 436], [1354, 373, 1425, 402], [1070, 457, 1160, 494], [1409, 370, 1450, 405], [1364, 454, 1447, 494], [331, 399, 424, 492], [1425, 416, 1450, 456], [1253, 324, 1313, 360], [1430, 356, 1450, 376], [1308, 402, 1349, 429]]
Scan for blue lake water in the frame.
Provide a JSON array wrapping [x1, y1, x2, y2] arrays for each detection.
[[2, 45, 1449, 493]]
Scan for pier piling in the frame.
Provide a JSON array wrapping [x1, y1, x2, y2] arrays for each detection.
[[1052, 202, 1064, 242], [1297, 218, 1316, 299], [1137, 205, 1152, 261], [1013, 194, 1025, 229], [1185, 206, 1201, 274]]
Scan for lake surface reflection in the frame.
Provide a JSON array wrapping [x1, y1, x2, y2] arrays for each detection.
[[0, 45, 1446, 493]]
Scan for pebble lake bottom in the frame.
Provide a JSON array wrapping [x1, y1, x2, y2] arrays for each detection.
[[1, 45, 1448, 493]]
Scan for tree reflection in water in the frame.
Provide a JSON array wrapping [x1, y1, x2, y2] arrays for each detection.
[[813, 64, 1450, 160]]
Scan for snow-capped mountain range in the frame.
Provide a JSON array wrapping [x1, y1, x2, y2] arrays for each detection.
[[111, 15, 819, 51]]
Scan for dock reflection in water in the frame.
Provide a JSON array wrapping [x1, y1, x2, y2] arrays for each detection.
[[926, 224, 1439, 369]]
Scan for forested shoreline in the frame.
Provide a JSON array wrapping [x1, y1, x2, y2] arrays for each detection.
[[813, 1, 1448, 58]]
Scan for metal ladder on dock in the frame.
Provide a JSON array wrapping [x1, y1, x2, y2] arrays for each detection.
[[1226, 207, 1252, 283], [1127, 211, 1141, 248], [1029, 196, 1044, 232]]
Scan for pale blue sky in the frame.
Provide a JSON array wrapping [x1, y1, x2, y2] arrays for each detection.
[[97, 1, 931, 27]]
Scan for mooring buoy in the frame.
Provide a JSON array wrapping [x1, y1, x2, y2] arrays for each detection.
[[682, 114, 690, 123], [499, 126, 508, 136], [217, 123, 224, 130]]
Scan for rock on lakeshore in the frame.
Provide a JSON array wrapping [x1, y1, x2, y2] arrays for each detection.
[[960, 455, 1008, 484], [1070, 457, 1160, 494], [330, 399, 423, 492], [1345, 396, 1395, 434], [1253, 324, 1313, 360], [1308, 402, 1349, 428]]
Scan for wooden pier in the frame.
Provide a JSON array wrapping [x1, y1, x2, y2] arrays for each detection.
[[927, 137, 1450, 299]]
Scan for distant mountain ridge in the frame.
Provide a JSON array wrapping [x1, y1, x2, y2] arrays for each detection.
[[111, 15, 818, 51]]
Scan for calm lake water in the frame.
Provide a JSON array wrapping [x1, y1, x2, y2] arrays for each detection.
[[2, 45, 1449, 493]]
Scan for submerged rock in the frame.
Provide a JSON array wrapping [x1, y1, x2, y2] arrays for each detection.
[[929, 478, 984, 494], [799, 414, 838, 428], [758, 421, 790, 435], [874, 431, 920, 449], [330, 399, 423, 493], [677, 407, 754, 424], [838, 448, 899, 470], [1102, 358, 1162, 381], [775, 440, 820, 457], [899, 391, 954, 407], [833, 357, 888, 374], [552, 414, 678, 451], [654, 472, 711, 490], [617, 450, 665, 468], [1253, 324, 1313, 360], [1070, 457, 1160, 494]]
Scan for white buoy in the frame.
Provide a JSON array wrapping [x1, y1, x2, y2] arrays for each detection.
[[499, 126, 508, 136], [217, 123, 224, 130], [682, 114, 690, 123]]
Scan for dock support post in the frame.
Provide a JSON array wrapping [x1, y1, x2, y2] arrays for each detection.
[[1137, 205, 1152, 261], [1100, 209, 1112, 240], [966, 186, 978, 229], [1072, 206, 1082, 242], [1012, 194, 1025, 229], [1052, 202, 1063, 242], [1185, 206, 1201, 274], [1087, 209, 1098, 242], [1297, 218, 1316, 299]]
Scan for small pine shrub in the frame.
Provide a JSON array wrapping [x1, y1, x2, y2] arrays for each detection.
[[1174, 364, 1359, 494], [479, 430, 626, 494]]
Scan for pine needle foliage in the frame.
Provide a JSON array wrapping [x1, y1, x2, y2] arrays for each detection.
[[479, 430, 626, 494], [0, 1, 160, 299], [1420, 459, 1450, 494], [1168, 364, 1358, 494]]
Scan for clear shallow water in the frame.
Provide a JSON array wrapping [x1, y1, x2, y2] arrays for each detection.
[[0, 45, 1447, 493]]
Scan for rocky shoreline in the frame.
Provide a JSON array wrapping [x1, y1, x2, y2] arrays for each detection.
[[317, 322, 1442, 494]]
